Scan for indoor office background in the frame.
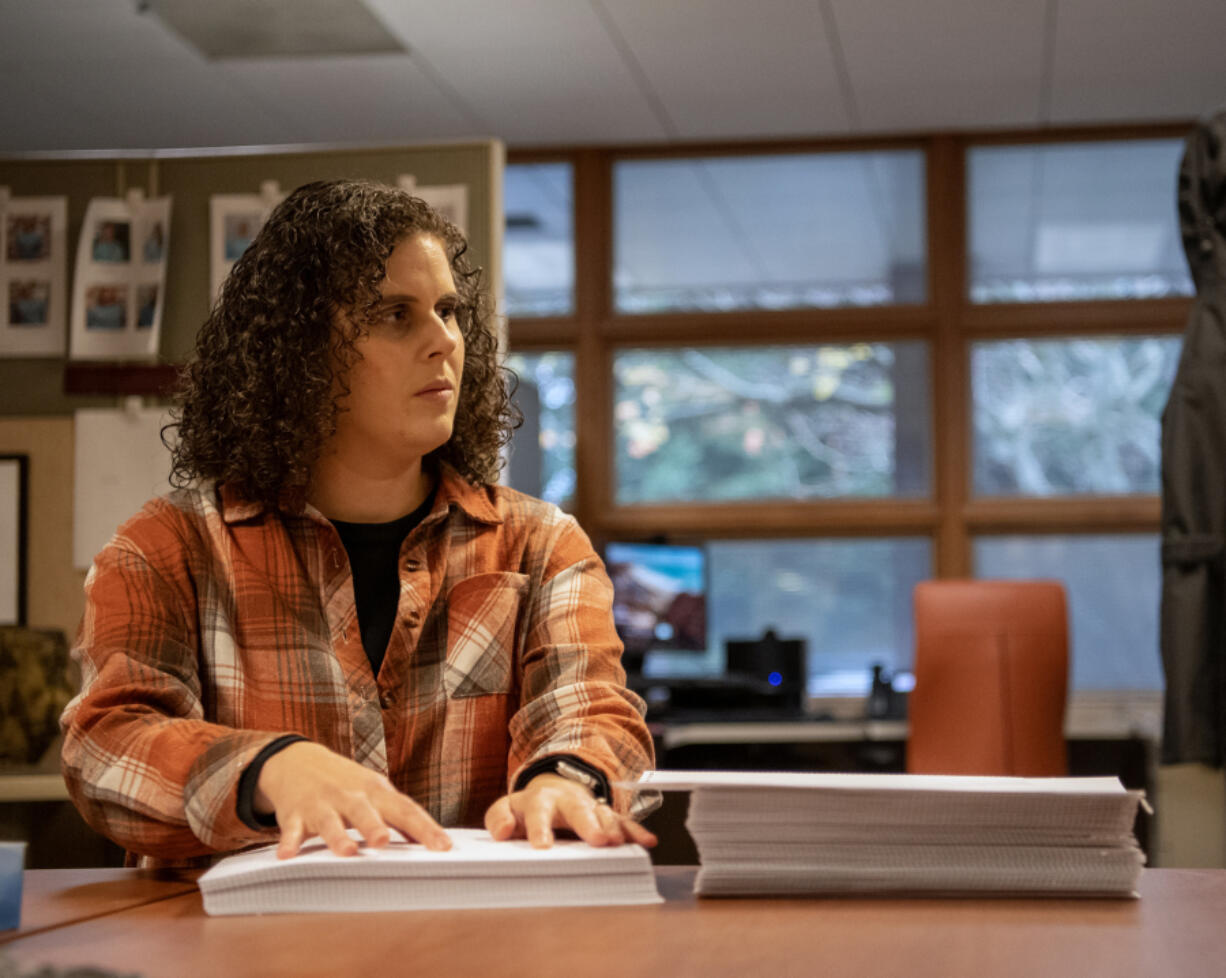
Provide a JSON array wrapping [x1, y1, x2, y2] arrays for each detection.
[[502, 141, 1183, 699], [0, 0, 1222, 870]]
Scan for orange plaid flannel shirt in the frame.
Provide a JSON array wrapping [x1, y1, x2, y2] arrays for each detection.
[[61, 466, 654, 866]]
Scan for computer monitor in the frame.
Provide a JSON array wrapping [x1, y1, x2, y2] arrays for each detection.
[[605, 542, 707, 671]]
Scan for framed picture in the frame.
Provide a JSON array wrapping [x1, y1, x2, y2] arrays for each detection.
[[0, 454, 28, 626]]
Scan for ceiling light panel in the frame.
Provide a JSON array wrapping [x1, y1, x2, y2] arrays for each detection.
[[144, 0, 406, 59]]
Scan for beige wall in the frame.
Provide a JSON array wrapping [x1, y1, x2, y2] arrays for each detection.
[[0, 416, 87, 642], [0, 142, 501, 410], [1156, 764, 1226, 868]]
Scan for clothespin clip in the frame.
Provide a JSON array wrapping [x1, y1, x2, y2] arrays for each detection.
[[122, 394, 143, 418], [126, 186, 145, 214], [397, 174, 417, 194]]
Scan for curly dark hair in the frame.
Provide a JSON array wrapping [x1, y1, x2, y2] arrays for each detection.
[[167, 178, 518, 506]]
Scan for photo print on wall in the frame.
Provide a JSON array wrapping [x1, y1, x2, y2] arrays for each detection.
[[69, 191, 172, 361], [398, 174, 468, 236], [209, 181, 285, 303], [0, 190, 68, 357]]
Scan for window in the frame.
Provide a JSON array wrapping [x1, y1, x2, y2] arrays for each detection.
[[645, 537, 933, 695], [971, 336, 1181, 496], [973, 534, 1163, 691], [509, 127, 1185, 698], [613, 343, 930, 504], [968, 139, 1192, 303], [504, 163, 574, 317], [613, 150, 926, 314], [504, 351, 576, 510]]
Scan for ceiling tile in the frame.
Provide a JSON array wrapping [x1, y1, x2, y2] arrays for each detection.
[[364, 0, 667, 145], [595, 0, 849, 139], [0, 73, 97, 153], [0, 54, 304, 152], [219, 55, 475, 145], [0, 0, 1219, 153], [146, 0, 405, 59], [1049, 0, 1226, 123], [0, 0, 187, 64], [831, 0, 1047, 132], [0, 0, 304, 151]]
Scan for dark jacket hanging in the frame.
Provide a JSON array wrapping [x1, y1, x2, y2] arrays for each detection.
[[1160, 108, 1226, 765]]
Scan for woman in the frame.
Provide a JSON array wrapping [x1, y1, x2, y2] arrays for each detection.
[[61, 179, 656, 867]]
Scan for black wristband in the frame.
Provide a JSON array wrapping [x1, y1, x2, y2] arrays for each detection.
[[513, 754, 611, 803], [236, 734, 310, 831]]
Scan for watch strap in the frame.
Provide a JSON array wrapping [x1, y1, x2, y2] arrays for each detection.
[[513, 754, 611, 802]]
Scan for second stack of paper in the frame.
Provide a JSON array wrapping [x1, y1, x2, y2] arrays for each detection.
[[636, 771, 1145, 898]]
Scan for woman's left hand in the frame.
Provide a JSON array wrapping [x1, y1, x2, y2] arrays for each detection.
[[483, 773, 658, 850]]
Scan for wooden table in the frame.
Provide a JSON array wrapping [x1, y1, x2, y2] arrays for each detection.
[[3, 868, 1224, 978], [0, 867, 197, 945]]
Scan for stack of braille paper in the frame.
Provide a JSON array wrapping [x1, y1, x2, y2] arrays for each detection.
[[199, 828, 662, 915], [634, 771, 1146, 898]]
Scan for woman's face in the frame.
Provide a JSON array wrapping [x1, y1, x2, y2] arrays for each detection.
[[326, 234, 466, 476]]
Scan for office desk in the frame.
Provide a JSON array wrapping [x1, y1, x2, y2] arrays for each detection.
[[4, 868, 1224, 978], [652, 692, 1161, 773], [0, 867, 197, 945]]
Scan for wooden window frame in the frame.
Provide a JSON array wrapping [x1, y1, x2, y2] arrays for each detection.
[[506, 122, 1193, 571]]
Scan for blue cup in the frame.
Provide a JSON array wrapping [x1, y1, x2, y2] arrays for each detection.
[[0, 841, 25, 930]]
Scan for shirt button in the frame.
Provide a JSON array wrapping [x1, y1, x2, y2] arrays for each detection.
[[406, 611, 421, 627], [404, 557, 420, 571], [380, 688, 396, 708]]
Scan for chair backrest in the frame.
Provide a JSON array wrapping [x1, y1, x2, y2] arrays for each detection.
[[906, 579, 1069, 777]]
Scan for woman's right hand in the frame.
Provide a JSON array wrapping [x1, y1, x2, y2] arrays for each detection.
[[254, 741, 452, 859]]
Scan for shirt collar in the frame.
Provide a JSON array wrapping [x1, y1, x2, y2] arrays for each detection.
[[217, 463, 504, 527], [428, 464, 504, 526], [218, 482, 267, 524]]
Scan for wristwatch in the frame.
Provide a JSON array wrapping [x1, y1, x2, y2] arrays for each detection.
[[514, 755, 611, 803]]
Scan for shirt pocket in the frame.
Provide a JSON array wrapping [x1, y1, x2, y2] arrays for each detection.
[[443, 572, 530, 698]]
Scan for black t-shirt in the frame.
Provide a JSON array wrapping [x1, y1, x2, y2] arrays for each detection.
[[331, 489, 436, 676]]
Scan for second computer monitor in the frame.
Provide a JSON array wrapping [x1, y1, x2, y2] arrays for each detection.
[[605, 541, 707, 661]]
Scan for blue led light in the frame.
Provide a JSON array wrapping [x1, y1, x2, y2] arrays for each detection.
[[768, 671, 783, 687]]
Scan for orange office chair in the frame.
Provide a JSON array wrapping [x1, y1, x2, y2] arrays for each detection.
[[906, 579, 1069, 777]]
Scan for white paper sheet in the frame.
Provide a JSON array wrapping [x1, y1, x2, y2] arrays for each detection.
[[0, 191, 68, 357], [209, 183, 285, 302], [203, 828, 653, 884], [69, 193, 172, 361], [397, 175, 468, 235], [73, 404, 174, 570], [630, 769, 1130, 794], [198, 828, 662, 915], [0, 459, 20, 624]]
